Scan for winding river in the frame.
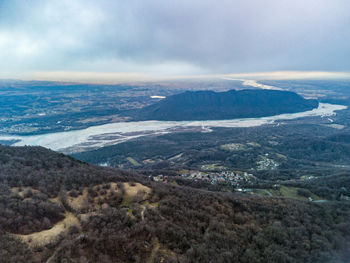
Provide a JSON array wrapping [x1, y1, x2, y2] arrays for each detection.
[[0, 103, 346, 153]]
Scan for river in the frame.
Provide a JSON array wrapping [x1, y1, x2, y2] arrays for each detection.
[[0, 103, 346, 153]]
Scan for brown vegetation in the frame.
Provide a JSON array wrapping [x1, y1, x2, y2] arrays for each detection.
[[0, 145, 350, 262]]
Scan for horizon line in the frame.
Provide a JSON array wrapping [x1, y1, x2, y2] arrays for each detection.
[[1, 70, 350, 84]]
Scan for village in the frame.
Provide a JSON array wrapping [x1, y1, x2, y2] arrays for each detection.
[[152, 170, 257, 187]]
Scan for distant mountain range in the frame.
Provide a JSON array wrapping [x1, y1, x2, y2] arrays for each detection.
[[131, 89, 319, 121]]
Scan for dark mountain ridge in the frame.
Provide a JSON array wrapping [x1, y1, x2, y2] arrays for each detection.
[[132, 89, 319, 121]]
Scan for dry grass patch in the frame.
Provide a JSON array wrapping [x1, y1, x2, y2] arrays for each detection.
[[16, 212, 80, 248], [147, 238, 180, 263], [121, 182, 151, 207], [79, 212, 100, 223], [123, 182, 151, 198], [11, 187, 40, 198], [66, 182, 151, 211], [49, 196, 59, 203], [67, 188, 89, 211], [67, 182, 120, 211], [147, 238, 160, 263]]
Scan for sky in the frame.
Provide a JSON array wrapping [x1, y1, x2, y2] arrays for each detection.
[[0, 0, 350, 81]]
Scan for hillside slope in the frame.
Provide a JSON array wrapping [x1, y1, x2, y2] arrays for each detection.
[[132, 89, 318, 121], [0, 145, 349, 262]]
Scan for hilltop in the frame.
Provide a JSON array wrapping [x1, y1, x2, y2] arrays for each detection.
[[0, 145, 349, 262], [131, 89, 318, 121]]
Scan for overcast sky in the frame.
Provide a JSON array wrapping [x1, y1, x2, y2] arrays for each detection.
[[0, 0, 350, 81]]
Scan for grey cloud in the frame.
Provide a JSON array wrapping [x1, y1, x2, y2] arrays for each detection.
[[0, 0, 350, 76]]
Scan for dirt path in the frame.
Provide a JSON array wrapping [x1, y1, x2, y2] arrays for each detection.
[[141, 206, 146, 221]]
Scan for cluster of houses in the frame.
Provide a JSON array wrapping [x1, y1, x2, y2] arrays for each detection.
[[151, 174, 169, 183], [150, 170, 256, 186], [256, 155, 279, 170], [180, 170, 256, 186]]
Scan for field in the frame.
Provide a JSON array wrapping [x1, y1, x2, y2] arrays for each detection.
[[250, 186, 323, 201]]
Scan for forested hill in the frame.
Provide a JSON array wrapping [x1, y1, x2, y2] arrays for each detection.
[[131, 89, 319, 121], [1, 145, 350, 262]]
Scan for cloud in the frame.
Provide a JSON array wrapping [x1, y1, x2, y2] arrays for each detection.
[[0, 0, 350, 78]]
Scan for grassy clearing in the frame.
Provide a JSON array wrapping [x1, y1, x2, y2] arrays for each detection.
[[67, 188, 89, 211], [143, 159, 155, 164], [279, 186, 321, 201], [126, 157, 140, 166], [251, 189, 272, 197], [49, 196, 59, 203], [123, 182, 151, 197], [67, 182, 120, 211], [121, 182, 151, 207], [247, 142, 261, 147], [66, 181, 151, 209], [16, 212, 80, 248], [11, 187, 40, 198], [168, 153, 183, 161], [147, 238, 180, 263], [147, 238, 160, 263], [253, 186, 322, 201]]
